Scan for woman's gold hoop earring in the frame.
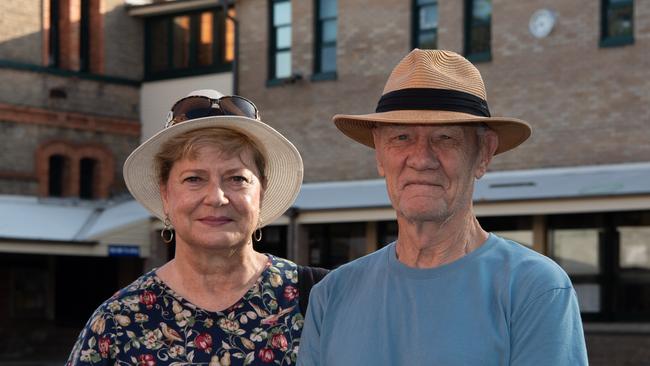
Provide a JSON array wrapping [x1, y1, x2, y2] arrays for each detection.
[[253, 228, 262, 242], [161, 216, 174, 244]]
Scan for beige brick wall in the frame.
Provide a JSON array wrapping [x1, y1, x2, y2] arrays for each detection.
[[102, 0, 143, 80], [238, 0, 650, 182], [0, 0, 44, 64]]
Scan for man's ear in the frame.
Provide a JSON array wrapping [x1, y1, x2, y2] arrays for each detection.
[[475, 129, 498, 179], [372, 128, 386, 177]]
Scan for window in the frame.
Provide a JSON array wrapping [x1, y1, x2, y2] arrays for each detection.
[[479, 215, 533, 247], [314, 0, 337, 78], [38, 142, 114, 200], [413, 0, 438, 50], [464, 0, 492, 61], [48, 155, 67, 197], [601, 0, 634, 47], [269, 0, 292, 80], [549, 212, 650, 321], [79, 158, 97, 200], [48, 0, 61, 67], [145, 7, 233, 80], [377, 221, 398, 247], [307, 223, 366, 269], [79, 0, 90, 72], [254, 226, 288, 258]]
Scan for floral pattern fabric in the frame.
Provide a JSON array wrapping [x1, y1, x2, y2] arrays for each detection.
[[67, 255, 304, 365]]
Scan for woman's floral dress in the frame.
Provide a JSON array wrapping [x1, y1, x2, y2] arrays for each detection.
[[66, 255, 304, 365]]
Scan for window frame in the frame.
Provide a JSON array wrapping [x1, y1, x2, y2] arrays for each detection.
[[313, 0, 337, 80], [144, 7, 232, 81], [463, 0, 492, 62], [600, 0, 634, 47], [548, 212, 650, 322], [412, 0, 438, 50], [268, 0, 292, 85]]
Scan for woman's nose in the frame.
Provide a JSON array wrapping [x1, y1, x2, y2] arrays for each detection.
[[204, 182, 229, 206]]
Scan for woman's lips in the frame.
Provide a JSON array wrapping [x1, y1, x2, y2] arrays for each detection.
[[198, 216, 233, 226]]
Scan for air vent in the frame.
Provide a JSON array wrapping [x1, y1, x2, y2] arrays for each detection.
[[489, 182, 536, 188]]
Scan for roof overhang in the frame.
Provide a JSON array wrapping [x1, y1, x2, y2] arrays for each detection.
[[127, 0, 224, 17]]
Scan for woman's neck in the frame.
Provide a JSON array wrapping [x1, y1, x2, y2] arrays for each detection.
[[157, 242, 268, 311]]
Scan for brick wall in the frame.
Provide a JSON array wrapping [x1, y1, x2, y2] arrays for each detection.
[[0, 119, 138, 197], [0, 69, 140, 119], [102, 0, 143, 80], [238, 0, 650, 182], [0, 0, 43, 64]]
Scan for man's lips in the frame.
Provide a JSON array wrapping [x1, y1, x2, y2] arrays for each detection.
[[402, 180, 441, 189], [198, 216, 233, 225]]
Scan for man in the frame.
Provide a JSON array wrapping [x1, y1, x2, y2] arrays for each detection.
[[296, 49, 588, 365]]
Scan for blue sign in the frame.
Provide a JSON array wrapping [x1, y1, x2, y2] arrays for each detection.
[[108, 245, 140, 257]]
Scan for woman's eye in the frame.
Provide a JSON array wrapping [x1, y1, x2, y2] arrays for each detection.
[[231, 176, 250, 183], [183, 176, 201, 183]]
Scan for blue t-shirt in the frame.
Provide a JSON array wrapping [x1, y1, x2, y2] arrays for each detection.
[[297, 234, 588, 365]]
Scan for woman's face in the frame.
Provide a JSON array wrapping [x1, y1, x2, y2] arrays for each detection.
[[160, 144, 264, 253]]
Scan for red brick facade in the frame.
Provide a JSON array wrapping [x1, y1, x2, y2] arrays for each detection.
[[41, 0, 104, 72]]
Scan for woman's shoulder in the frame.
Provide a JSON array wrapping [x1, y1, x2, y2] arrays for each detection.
[[92, 269, 161, 316]]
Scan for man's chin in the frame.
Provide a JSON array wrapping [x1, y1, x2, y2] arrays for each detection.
[[398, 207, 449, 223]]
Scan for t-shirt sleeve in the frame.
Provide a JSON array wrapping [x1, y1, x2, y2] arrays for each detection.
[[296, 281, 327, 366], [66, 307, 117, 366], [510, 287, 589, 366]]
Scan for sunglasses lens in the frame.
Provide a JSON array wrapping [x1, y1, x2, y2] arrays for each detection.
[[219, 96, 258, 119], [168, 95, 258, 127], [170, 96, 218, 125]]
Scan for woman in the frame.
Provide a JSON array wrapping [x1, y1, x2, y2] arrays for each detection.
[[67, 89, 325, 365]]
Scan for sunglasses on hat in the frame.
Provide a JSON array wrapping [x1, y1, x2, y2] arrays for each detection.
[[165, 95, 259, 128]]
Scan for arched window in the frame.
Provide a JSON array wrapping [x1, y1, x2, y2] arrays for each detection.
[[79, 158, 97, 199], [48, 154, 67, 197]]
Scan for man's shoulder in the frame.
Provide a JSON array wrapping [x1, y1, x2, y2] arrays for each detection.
[[314, 244, 392, 293], [489, 234, 573, 290]]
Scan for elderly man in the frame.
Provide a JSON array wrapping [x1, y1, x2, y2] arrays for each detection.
[[297, 49, 588, 365]]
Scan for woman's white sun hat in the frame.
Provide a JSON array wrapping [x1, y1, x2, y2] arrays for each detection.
[[123, 89, 303, 227]]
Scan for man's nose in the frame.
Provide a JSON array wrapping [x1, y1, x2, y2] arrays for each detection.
[[406, 138, 441, 170]]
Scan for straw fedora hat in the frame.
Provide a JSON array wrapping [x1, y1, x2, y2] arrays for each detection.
[[123, 89, 303, 227], [333, 49, 531, 154]]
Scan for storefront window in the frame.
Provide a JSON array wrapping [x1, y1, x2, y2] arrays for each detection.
[[307, 223, 366, 269]]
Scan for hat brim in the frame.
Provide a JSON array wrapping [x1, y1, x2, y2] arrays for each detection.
[[123, 115, 303, 227], [333, 110, 531, 155]]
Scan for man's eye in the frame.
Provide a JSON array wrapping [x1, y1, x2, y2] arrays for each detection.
[[439, 134, 451, 140], [395, 134, 409, 141]]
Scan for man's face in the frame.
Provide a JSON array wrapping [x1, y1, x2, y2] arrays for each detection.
[[372, 124, 497, 224]]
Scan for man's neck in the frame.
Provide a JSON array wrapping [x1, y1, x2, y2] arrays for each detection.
[[395, 212, 489, 268]]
